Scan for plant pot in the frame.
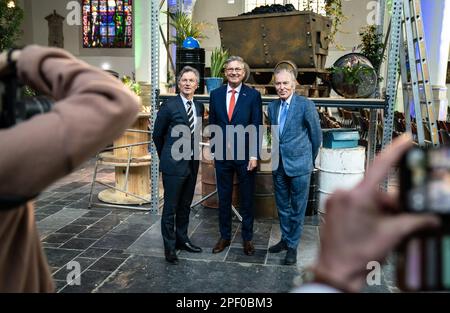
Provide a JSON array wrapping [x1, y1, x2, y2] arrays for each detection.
[[341, 83, 358, 98], [205, 77, 223, 94]]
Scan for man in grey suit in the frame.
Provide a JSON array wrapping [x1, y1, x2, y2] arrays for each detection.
[[267, 68, 322, 265]]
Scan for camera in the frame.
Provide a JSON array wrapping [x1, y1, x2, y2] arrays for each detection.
[[0, 51, 53, 210], [0, 55, 52, 129], [397, 146, 450, 291]]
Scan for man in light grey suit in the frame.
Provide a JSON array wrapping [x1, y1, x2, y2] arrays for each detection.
[[267, 68, 322, 265]]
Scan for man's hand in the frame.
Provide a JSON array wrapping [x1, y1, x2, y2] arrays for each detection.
[[312, 134, 440, 292], [247, 159, 257, 171]]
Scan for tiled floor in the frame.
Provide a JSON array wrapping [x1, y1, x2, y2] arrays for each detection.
[[35, 159, 395, 293]]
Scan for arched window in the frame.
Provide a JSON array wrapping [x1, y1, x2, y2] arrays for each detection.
[[82, 0, 133, 48]]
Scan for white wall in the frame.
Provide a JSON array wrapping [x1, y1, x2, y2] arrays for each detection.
[[29, 0, 80, 54], [192, 0, 245, 67], [21, 0, 134, 77]]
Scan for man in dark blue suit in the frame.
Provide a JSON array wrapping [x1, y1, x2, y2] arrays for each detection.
[[153, 66, 204, 264], [209, 56, 263, 256], [267, 68, 322, 265]]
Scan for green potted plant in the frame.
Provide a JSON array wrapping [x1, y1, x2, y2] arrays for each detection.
[[324, 0, 347, 49], [0, 0, 24, 51], [330, 61, 373, 98], [165, 11, 208, 46], [165, 10, 209, 94], [205, 47, 229, 94], [358, 25, 385, 79]]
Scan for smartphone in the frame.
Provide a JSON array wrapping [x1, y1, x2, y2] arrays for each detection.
[[397, 146, 450, 291]]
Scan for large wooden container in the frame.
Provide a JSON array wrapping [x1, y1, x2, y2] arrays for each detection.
[[253, 152, 277, 219], [98, 113, 151, 205], [253, 170, 277, 219], [217, 11, 331, 72]]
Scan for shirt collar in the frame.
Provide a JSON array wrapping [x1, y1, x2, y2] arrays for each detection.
[[180, 94, 194, 107], [227, 83, 242, 94], [281, 93, 294, 106]]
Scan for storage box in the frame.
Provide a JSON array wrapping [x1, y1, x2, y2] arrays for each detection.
[[217, 11, 331, 70], [322, 129, 360, 149]]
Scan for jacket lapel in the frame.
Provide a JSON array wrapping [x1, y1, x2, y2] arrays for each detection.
[[273, 99, 281, 126], [194, 100, 202, 117], [176, 95, 189, 126], [218, 86, 228, 122]]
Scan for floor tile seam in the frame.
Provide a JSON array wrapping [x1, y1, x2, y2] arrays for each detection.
[[222, 225, 241, 262], [124, 215, 162, 249], [91, 255, 133, 293], [52, 249, 112, 282], [188, 218, 203, 238]]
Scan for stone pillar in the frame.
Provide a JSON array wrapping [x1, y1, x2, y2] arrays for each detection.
[[421, 0, 450, 120], [134, 0, 152, 82]]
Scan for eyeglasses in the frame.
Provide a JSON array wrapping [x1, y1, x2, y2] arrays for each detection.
[[226, 67, 244, 73]]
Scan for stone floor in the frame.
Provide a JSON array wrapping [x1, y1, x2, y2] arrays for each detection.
[[35, 159, 396, 293]]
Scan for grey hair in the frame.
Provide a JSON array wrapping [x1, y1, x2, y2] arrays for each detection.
[[224, 56, 251, 82], [274, 67, 296, 81], [177, 66, 200, 84], [274, 68, 297, 87]]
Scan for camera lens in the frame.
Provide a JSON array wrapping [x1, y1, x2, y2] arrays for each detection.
[[16, 96, 53, 123]]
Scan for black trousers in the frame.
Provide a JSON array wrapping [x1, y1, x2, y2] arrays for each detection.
[[161, 161, 197, 252], [215, 161, 255, 242]]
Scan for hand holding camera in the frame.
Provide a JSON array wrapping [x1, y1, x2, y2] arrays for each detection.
[[309, 134, 441, 293]]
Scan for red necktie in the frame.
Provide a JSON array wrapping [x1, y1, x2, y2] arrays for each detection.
[[228, 89, 236, 121]]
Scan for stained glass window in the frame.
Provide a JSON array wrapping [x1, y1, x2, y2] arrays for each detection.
[[83, 0, 133, 48]]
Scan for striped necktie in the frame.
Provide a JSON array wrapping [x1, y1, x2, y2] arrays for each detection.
[[186, 100, 194, 134]]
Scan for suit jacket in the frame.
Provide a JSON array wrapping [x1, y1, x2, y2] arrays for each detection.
[[0, 45, 140, 292], [268, 93, 322, 177], [208, 84, 262, 163], [153, 95, 204, 176]]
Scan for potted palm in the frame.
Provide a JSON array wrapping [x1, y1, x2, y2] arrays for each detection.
[[166, 11, 208, 46], [165, 10, 209, 94], [205, 47, 229, 94]]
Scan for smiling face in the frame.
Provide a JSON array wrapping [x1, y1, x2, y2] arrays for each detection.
[[178, 71, 198, 100], [225, 60, 246, 88], [274, 70, 296, 100]]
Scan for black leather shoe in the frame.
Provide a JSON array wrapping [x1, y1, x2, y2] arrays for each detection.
[[268, 240, 288, 253], [284, 248, 297, 265], [165, 250, 179, 264], [176, 242, 202, 253]]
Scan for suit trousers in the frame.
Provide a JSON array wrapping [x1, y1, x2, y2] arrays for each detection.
[[215, 161, 255, 241], [273, 156, 311, 249], [161, 161, 197, 252]]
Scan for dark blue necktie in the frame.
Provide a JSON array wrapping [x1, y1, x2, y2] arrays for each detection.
[[279, 101, 288, 136]]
